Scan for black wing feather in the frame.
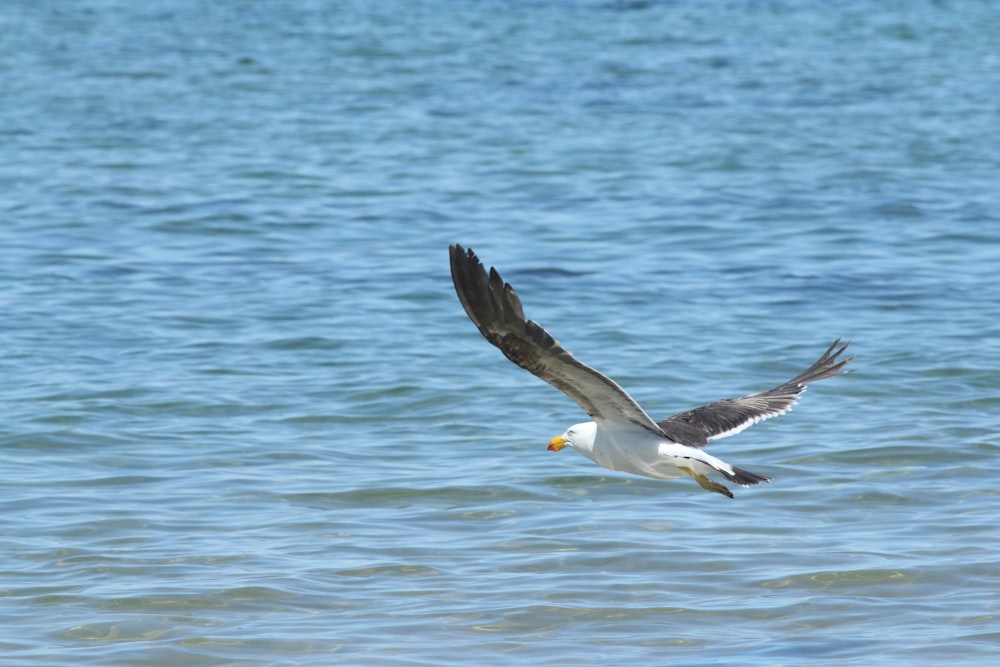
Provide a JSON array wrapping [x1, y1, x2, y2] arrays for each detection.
[[658, 339, 854, 446], [449, 244, 665, 433]]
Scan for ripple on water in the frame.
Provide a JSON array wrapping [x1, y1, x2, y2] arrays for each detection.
[[3, 1, 1000, 665]]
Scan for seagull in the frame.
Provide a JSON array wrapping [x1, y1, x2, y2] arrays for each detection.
[[449, 244, 854, 498]]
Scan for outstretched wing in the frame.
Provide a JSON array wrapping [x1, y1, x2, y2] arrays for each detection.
[[449, 244, 665, 434], [657, 339, 854, 446]]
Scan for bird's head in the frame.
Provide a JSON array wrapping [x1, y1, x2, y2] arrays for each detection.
[[548, 421, 597, 453]]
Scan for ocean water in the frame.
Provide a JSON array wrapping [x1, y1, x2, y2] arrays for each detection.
[[2, 1, 999, 664]]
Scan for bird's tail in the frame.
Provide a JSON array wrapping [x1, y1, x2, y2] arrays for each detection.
[[723, 466, 771, 487], [682, 450, 772, 498]]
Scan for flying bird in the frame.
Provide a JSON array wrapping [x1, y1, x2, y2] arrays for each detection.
[[449, 244, 854, 498]]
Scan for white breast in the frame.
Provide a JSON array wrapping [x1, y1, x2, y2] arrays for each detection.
[[591, 426, 681, 479]]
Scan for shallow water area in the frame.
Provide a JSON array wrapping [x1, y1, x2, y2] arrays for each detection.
[[2, 1, 1000, 665]]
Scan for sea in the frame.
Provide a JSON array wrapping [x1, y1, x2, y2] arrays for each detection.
[[2, 1, 999, 665]]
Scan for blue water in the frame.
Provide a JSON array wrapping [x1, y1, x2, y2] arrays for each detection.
[[3, 1, 1000, 664]]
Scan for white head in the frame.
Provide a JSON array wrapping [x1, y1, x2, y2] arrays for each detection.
[[548, 421, 597, 455]]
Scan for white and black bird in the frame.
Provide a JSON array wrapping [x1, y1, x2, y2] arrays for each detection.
[[449, 244, 854, 498]]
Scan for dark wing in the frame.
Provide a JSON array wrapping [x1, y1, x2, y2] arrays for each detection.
[[449, 244, 665, 434], [657, 339, 854, 446]]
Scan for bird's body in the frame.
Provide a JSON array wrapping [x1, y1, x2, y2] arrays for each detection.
[[449, 244, 853, 498], [550, 421, 772, 497], [563, 421, 763, 495]]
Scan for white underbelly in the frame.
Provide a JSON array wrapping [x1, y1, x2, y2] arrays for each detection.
[[592, 430, 686, 480]]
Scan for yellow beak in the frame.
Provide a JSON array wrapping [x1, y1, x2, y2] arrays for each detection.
[[548, 435, 569, 452]]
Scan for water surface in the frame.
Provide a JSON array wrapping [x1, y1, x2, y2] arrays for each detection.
[[2, 1, 999, 664]]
